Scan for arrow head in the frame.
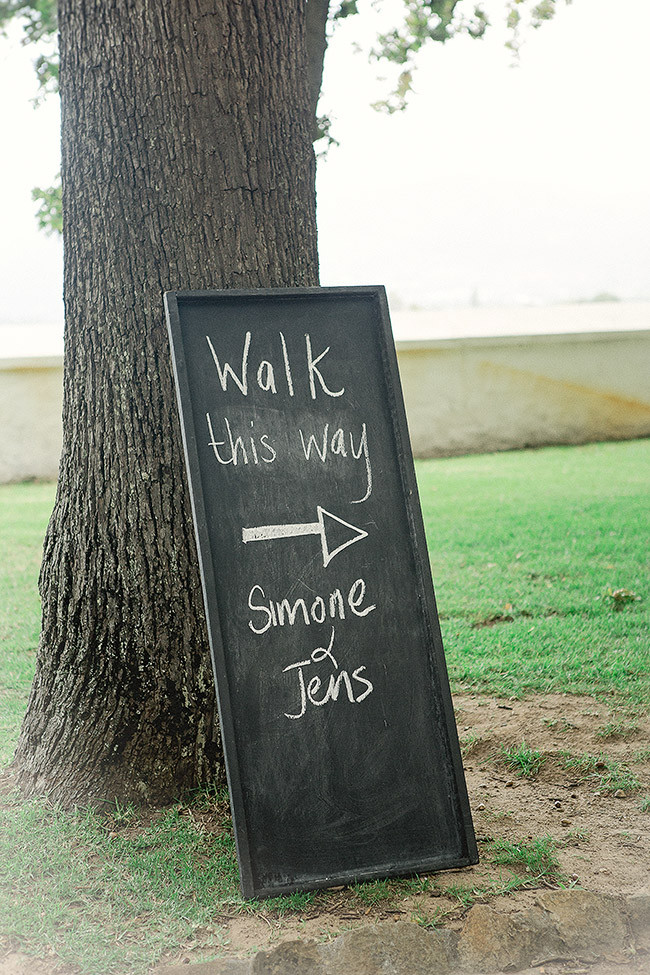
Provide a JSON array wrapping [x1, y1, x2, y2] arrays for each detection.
[[317, 507, 369, 567]]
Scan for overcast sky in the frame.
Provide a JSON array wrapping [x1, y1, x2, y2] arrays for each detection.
[[1, 0, 649, 326]]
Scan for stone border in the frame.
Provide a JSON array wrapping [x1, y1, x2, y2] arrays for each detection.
[[159, 890, 650, 975]]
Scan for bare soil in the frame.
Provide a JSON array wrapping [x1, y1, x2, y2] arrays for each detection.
[[454, 692, 650, 901], [2, 692, 649, 974]]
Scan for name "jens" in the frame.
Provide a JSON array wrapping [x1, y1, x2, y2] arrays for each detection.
[[282, 628, 374, 720]]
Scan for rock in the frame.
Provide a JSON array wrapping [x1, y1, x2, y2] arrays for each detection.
[[157, 892, 643, 975], [626, 892, 650, 947], [457, 904, 561, 972], [535, 890, 628, 961], [158, 958, 251, 975], [319, 920, 458, 975], [252, 940, 323, 974]]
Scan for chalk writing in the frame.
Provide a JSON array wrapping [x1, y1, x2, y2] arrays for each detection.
[[305, 334, 344, 400], [299, 422, 372, 503], [248, 578, 376, 635], [206, 331, 344, 400], [207, 415, 277, 466], [282, 628, 374, 720], [242, 506, 368, 568], [205, 327, 375, 718]]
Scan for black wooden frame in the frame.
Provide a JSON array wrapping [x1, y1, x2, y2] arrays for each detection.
[[164, 286, 477, 898]]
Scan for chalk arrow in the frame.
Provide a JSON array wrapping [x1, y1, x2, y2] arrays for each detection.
[[242, 506, 368, 567]]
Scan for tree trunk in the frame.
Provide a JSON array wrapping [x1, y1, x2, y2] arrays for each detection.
[[13, 0, 319, 806], [305, 0, 330, 139]]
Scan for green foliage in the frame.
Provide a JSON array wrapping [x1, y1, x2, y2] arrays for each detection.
[[333, 0, 360, 19], [367, 0, 570, 112], [591, 292, 621, 302], [488, 835, 562, 879], [32, 44, 58, 96], [314, 113, 340, 156], [32, 174, 62, 235], [396, 874, 435, 894], [0, 0, 58, 100], [370, 0, 489, 112], [439, 865, 564, 906], [441, 881, 476, 906], [596, 718, 639, 740], [505, 0, 571, 57], [351, 878, 394, 904], [500, 741, 545, 778], [560, 752, 642, 794], [109, 797, 138, 826], [411, 907, 440, 928], [0, 0, 57, 44], [3, 0, 570, 232], [460, 730, 481, 755], [1, 1, 59, 230], [262, 890, 317, 913]]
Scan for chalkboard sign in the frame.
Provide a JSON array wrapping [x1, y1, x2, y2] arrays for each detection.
[[164, 287, 477, 898]]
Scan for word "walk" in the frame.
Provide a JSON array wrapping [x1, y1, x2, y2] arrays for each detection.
[[206, 331, 344, 400]]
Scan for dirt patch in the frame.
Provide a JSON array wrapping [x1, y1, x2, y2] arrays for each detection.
[[455, 692, 650, 900], [2, 692, 649, 974]]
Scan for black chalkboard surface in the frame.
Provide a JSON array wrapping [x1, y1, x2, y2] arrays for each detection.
[[164, 287, 477, 898]]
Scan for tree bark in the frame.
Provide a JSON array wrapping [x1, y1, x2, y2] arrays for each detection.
[[305, 0, 330, 139], [13, 0, 319, 806]]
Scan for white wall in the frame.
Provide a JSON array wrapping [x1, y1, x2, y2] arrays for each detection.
[[1, 324, 649, 482], [396, 329, 650, 458], [0, 357, 63, 483]]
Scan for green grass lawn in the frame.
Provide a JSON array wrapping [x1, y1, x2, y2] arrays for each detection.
[[0, 440, 648, 973], [420, 439, 649, 705], [0, 481, 53, 766], [2, 440, 648, 759]]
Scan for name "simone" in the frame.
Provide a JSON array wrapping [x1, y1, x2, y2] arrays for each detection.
[[248, 578, 376, 635]]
